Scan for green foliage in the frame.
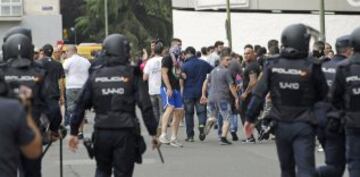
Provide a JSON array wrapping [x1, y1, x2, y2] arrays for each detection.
[[75, 0, 173, 54]]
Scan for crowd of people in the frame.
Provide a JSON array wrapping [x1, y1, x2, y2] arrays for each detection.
[[138, 37, 282, 145]]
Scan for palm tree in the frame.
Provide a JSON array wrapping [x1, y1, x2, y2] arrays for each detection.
[[75, 0, 173, 53]]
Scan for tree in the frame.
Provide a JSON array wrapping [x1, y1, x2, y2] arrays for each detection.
[[60, 0, 85, 43], [75, 0, 173, 54]]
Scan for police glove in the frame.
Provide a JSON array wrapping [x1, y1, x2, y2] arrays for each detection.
[[152, 136, 160, 150], [326, 111, 344, 133]]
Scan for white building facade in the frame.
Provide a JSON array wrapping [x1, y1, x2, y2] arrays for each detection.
[[172, 0, 360, 53], [0, 0, 62, 48]]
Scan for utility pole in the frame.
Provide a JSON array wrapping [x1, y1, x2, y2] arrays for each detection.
[[226, 0, 232, 49], [104, 0, 109, 37], [320, 0, 326, 42]]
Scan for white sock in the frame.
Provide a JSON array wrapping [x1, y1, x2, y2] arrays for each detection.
[[160, 133, 166, 138], [170, 136, 177, 141]]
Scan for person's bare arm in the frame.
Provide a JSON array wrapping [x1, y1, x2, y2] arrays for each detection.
[[242, 73, 258, 97], [180, 78, 184, 95], [59, 78, 65, 105], [230, 84, 238, 99], [200, 78, 209, 104], [143, 74, 149, 81], [161, 67, 173, 96]]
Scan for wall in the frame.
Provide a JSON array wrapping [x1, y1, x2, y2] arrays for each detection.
[[173, 9, 360, 54], [0, 15, 62, 48], [172, 0, 360, 12], [24, 0, 60, 15]]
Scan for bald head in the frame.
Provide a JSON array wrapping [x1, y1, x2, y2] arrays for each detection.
[[66, 45, 77, 57]]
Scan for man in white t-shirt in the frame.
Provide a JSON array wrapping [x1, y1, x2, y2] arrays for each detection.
[[143, 41, 164, 129], [63, 45, 91, 138]]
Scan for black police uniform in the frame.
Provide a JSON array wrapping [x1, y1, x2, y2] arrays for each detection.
[[246, 24, 328, 177], [1, 31, 60, 177], [331, 27, 360, 177], [314, 36, 350, 177], [70, 34, 158, 177]]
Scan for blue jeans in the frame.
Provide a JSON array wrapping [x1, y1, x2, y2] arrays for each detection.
[[275, 122, 316, 177], [65, 88, 82, 126], [217, 114, 238, 137], [184, 98, 207, 138], [345, 128, 360, 177]]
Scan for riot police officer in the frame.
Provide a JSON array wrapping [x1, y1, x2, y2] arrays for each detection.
[[1, 27, 61, 177], [244, 24, 328, 177], [331, 27, 360, 177], [315, 35, 351, 177], [68, 34, 159, 177]]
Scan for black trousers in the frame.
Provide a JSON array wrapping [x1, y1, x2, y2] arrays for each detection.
[[44, 98, 62, 131], [275, 122, 316, 177], [20, 155, 42, 177], [94, 130, 136, 177], [315, 102, 345, 177]]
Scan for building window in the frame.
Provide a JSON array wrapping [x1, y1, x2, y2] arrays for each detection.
[[0, 0, 22, 17]]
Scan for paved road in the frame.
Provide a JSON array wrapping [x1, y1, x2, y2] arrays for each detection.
[[42, 111, 348, 177]]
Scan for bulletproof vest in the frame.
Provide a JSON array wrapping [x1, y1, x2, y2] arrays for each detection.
[[1, 62, 45, 121], [91, 65, 137, 129], [322, 56, 345, 88], [268, 57, 317, 123], [341, 58, 360, 127]]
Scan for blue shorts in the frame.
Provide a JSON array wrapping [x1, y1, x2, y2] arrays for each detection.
[[160, 87, 183, 109]]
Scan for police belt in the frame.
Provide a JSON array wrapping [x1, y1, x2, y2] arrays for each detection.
[[94, 112, 138, 130]]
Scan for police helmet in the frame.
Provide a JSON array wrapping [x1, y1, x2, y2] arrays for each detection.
[[281, 24, 310, 54], [350, 27, 360, 52], [102, 34, 130, 64], [3, 27, 32, 42], [3, 34, 34, 60], [335, 35, 351, 53]]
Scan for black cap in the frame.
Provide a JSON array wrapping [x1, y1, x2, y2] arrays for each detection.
[[42, 44, 54, 57], [335, 35, 351, 49]]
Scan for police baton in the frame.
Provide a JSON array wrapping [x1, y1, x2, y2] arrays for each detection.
[[156, 146, 165, 164], [41, 141, 53, 157], [59, 125, 67, 177]]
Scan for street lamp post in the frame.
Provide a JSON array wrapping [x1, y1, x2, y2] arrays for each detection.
[[226, 0, 232, 49], [70, 27, 77, 45], [320, 0, 326, 42], [104, 0, 109, 37]]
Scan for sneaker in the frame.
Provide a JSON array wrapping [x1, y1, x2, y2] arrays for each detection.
[[241, 137, 256, 144], [179, 120, 185, 127], [231, 132, 239, 141], [317, 145, 324, 152], [204, 118, 216, 135], [220, 137, 232, 145], [159, 135, 170, 144], [199, 127, 206, 141], [185, 137, 195, 142], [170, 140, 183, 148]]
